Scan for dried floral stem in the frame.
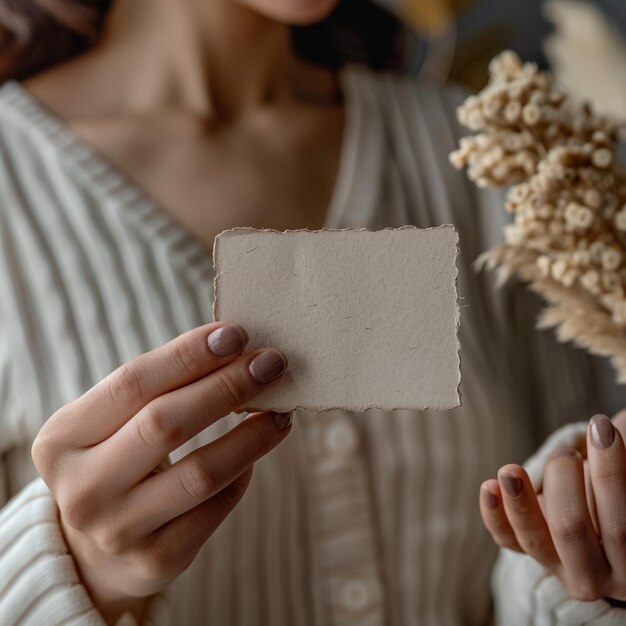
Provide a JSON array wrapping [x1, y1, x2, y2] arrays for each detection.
[[451, 50, 626, 382]]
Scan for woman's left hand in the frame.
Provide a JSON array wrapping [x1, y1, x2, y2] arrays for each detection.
[[480, 411, 626, 603]]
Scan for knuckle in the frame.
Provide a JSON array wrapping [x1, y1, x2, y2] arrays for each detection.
[[93, 526, 129, 555], [31, 410, 81, 479], [107, 362, 146, 408], [551, 518, 589, 546], [170, 338, 201, 377], [58, 488, 98, 530], [211, 371, 248, 408], [178, 458, 222, 501], [31, 428, 58, 475], [136, 403, 182, 450]]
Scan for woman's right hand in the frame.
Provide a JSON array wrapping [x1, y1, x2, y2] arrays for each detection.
[[31, 322, 292, 625]]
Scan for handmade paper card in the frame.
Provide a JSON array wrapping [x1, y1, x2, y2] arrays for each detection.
[[213, 226, 460, 413]]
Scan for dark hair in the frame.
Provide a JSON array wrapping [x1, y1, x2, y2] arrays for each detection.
[[0, 0, 406, 82]]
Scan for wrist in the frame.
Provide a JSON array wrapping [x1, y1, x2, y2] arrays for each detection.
[[59, 515, 145, 624]]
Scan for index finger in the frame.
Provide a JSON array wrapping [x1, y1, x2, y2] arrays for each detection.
[[51, 322, 249, 447]]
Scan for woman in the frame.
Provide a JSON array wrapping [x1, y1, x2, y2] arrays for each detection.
[[0, 0, 624, 624]]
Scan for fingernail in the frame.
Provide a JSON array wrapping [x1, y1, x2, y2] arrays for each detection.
[[207, 324, 248, 356], [500, 473, 523, 498], [273, 412, 292, 431], [590, 414, 615, 449], [482, 487, 498, 510], [551, 447, 581, 459], [249, 350, 287, 383]]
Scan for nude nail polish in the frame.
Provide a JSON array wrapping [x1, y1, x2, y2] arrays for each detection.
[[249, 350, 287, 383], [590, 414, 615, 449], [500, 473, 523, 498], [207, 324, 248, 356]]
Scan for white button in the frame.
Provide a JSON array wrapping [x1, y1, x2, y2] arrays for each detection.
[[323, 420, 358, 456]]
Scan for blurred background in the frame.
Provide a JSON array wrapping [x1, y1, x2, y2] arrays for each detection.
[[394, 0, 626, 120]]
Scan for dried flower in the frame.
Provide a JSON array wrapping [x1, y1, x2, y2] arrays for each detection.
[[564, 202, 594, 230], [602, 248, 622, 271], [581, 270, 600, 291], [584, 189, 602, 210], [572, 250, 591, 266], [451, 50, 626, 383], [592, 148, 614, 169]]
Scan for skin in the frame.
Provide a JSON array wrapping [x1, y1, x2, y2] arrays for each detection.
[[32, 323, 295, 623], [24, 0, 345, 250], [27, 0, 342, 623], [481, 411, 626, 603]]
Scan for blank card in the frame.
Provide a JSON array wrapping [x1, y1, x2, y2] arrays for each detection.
[[213, 226, 460, 413]]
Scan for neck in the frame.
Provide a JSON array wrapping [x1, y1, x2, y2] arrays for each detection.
[[36, 0, 341, 121], [95, 0, 295, 118]]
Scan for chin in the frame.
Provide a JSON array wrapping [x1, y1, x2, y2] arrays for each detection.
[[245, 0, 339, 25]]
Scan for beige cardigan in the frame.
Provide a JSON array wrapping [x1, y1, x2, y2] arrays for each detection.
[[0, 67, 624, 625]]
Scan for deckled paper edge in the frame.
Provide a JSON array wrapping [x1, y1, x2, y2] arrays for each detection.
[[212, 225, 462, 413]]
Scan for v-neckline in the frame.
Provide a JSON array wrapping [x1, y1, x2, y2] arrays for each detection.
[[0, 69, 361, 273]]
